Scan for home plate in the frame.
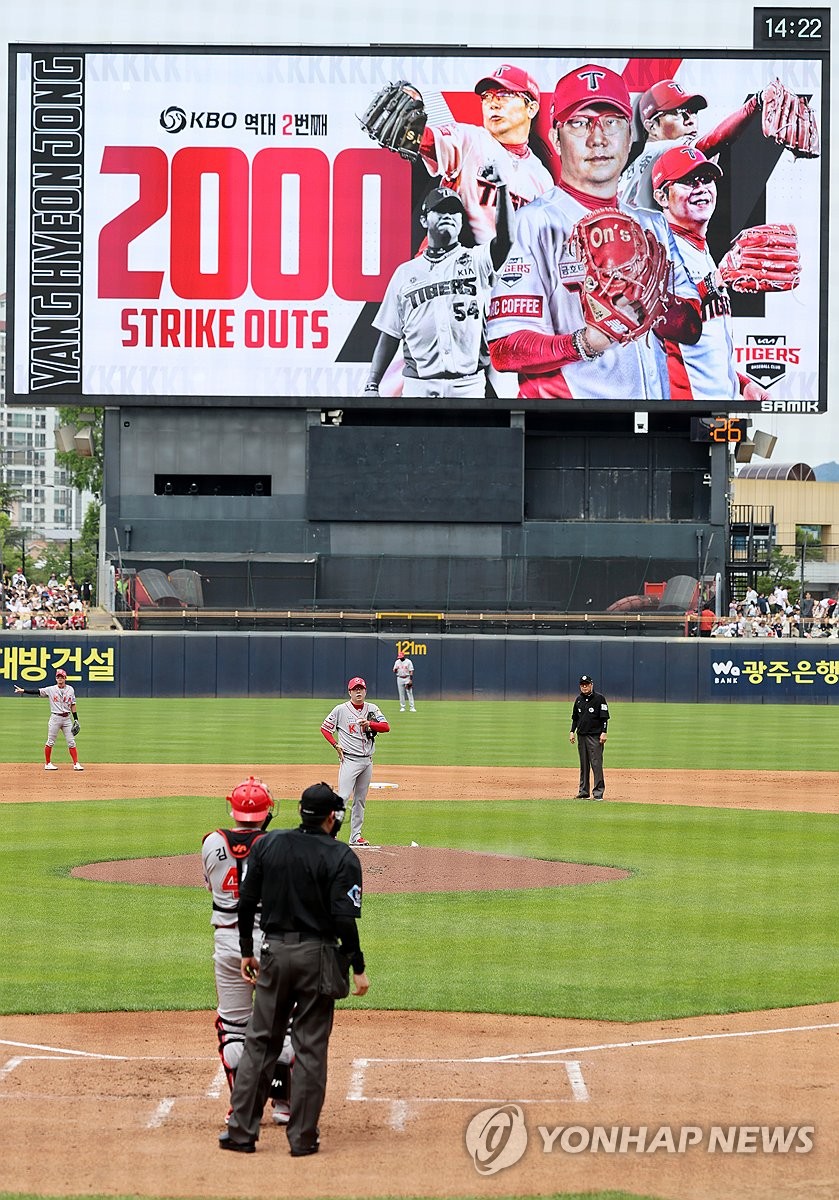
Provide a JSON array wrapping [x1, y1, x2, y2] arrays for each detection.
[[369, 782, 399, 789]]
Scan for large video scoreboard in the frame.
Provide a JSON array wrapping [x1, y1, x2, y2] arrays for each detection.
[[7, 16, 829, 412]]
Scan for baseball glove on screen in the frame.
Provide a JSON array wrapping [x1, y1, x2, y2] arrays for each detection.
[[570, 209, 671, 345], [405, 681, 413, 690], [359, 81, 427, 162], [71, 719, 81, 737], [762, 78, 820, 158], [718, 224, 801, 293]]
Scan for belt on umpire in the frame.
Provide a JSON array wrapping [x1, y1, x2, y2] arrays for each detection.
[[264, 931, 331, 944]]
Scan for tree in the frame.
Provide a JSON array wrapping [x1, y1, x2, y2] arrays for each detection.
[[757, 548, 801, 603], [55, 406, 104, 498]]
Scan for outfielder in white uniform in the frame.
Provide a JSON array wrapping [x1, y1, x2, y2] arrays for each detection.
[[392, 652, 416, 711], [619, 77, 761, 211], [364, 184, 513, 398], [320, 677, 389, 847], [201, 776, 293, 1125], [487, 64, 701, 400], [419, 63, 555, 245], [14, 666, 83, 770], [651, 146, 769, 403]]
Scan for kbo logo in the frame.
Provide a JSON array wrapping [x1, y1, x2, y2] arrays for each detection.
[[159, 106, 237, 133]]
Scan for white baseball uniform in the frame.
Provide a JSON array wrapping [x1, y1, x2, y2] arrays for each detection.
[[487, 188, 669, 399], [392, 656, 415, 710], [39, 682, 78, 749], [657, 225, 739, 400], [321, 700, 387, 842], [422, 123, 553, 244], [619, 137, 694, 210], [373, 242, 496, 397], [201, 826, 293, 1105]]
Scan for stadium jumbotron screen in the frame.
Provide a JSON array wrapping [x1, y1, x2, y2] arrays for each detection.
[[8, 42, 828, 412]]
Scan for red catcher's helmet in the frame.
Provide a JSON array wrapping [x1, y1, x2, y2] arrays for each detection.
[[227, 776, 274, 824]]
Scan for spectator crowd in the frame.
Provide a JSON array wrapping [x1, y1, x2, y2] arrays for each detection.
[[1, 569, 91, 630], [709, 585, 839, 639]]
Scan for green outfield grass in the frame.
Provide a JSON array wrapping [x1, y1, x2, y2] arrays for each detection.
[[1, 696, 837, 770], [3, 794, 836, 1020]]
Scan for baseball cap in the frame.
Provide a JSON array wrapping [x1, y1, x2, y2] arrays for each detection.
[[56, 668, 67, 677], [300, 782, 345, 819], [551, 64, 632, 125], [421, 187, 465, 216], [651, 145, 722, 192], [474, 63, 540, 103], [639, 79, 707, 124], [579, 674, 593, 685], [347, 676, 367, 690]]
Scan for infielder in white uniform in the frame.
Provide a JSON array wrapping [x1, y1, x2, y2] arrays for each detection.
[[619, 78, 763, 211], [651, 146, 769, 403], [392, 651, 416, 711], [487, 64, 701, 400], [364, 184, 513, 398], [418, 64, 555, 245], [201, 776, 293, 1125], [14, 666, 83, 770], [320, 677, 389, 847]]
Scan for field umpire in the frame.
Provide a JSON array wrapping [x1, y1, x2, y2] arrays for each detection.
[[219, 783, 369, 1158], [569, 674, 610, 800]]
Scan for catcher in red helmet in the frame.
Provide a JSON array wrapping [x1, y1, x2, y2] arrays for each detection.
[[201, 777, 294, 1126]]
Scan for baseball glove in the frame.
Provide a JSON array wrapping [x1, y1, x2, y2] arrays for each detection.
[[762, 78, 820, 158], [358, 81, 427, 162], [364, 715, 378, 738], [569, 209, 671, 345], [405, 681, 412, 690], [71, 719, 80, 736], [718, 224, 801, 293]]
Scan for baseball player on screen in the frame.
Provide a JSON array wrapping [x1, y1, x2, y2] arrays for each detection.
[[201, 777, 294, 1125], [320, 678, 389, 847], [487, 63, 701, 400], [14, 667, 84, 770], [363, 183, 513, 398], [651, 146, 773, 402], [619, 75, 819, 210], [361, 64, 553, 245]]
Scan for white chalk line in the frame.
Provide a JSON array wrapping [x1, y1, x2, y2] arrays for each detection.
[[353, 1021, 839, 1066], [348, 1058, 589, 1106], [146, 1097, 175, 1128], [0, 1038, 125, 1059], [482, 1021, 839, 1063]]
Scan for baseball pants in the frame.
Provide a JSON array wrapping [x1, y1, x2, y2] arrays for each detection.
[[227, 936, 334, 1154], [47, 714, 76, 749], [402, 371, 486, 398], [212, 928, 293, 1083], [577, 734, 606, 799], [337, 755, 373, 841], [396, 678, 415, 710]]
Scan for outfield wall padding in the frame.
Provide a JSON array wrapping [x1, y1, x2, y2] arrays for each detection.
[[3, 634, 835, 703]]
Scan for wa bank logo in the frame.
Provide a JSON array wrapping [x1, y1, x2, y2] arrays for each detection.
[[712, 661, 741, 685]]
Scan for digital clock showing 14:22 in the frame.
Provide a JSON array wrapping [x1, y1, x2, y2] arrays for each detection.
[[754, 8, 829, 47]]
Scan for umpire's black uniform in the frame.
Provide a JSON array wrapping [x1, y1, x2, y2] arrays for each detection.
[[224, 784, 365, 1156], [570, 674, 610, 800]]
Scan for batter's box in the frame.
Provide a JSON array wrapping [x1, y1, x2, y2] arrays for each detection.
[[347, 1056, 589, 1104]]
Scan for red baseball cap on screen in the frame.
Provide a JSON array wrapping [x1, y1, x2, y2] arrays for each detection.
[[347, 677, 367, 690], [651, 146, 722, 192], [475, 64, 540, 103], [639, 79, 707, 124], [551, 64, 632, 125], [56, 669, 67, 678]]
